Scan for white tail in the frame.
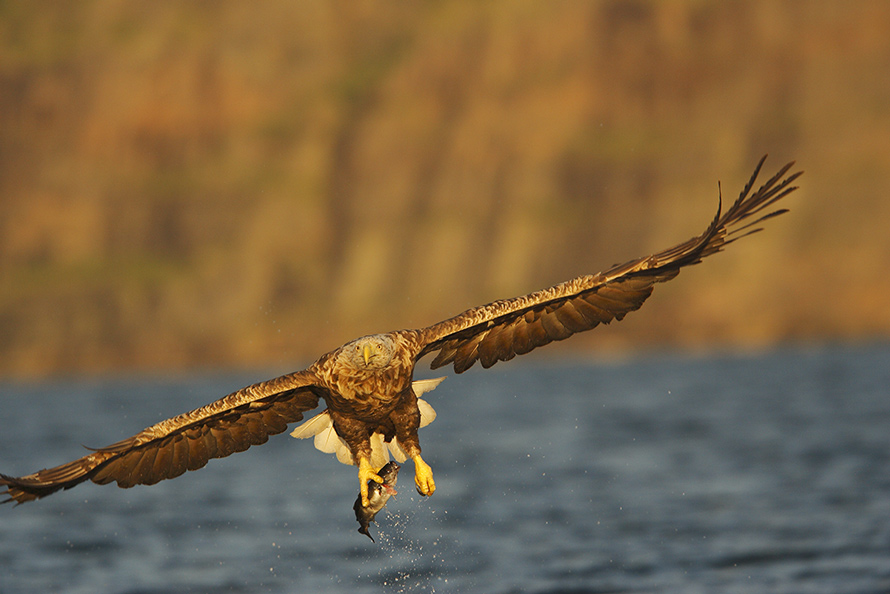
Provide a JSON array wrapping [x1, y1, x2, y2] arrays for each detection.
[[290, 377, 445, 466]]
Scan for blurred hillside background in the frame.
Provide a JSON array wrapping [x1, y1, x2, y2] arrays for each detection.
[[1, 1, 888, 377]]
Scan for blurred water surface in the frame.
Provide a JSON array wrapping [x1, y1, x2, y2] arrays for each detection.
[[2, 344, 889, 593]]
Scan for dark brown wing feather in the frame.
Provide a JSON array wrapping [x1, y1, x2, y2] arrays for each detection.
[[1, 370, 323, 504], [416, 156, 801, 373]]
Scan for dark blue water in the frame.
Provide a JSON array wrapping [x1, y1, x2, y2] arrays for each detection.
[[2, 344, 889, 593]]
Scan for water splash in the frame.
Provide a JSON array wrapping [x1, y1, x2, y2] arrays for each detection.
[[368, 496, 456, 592]]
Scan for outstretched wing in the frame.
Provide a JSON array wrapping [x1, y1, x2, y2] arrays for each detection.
[[1, 370, 323, 504], [416, 156, 802, 373]]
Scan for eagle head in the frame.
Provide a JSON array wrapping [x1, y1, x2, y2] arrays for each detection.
[[346, 334, 396, 370]]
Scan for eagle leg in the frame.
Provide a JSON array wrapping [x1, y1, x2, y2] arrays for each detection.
[[412, 454, 435, 497], [357, 455, 383, 507]]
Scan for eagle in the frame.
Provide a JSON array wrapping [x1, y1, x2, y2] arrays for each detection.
[[1, 156, 801, 510]]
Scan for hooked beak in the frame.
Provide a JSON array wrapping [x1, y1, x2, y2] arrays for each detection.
[[363, 344, 372, 365]]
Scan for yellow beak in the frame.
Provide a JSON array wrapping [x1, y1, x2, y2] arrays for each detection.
[[363, 344, 372, 365]]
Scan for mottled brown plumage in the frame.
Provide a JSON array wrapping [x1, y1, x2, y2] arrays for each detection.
[[1, 156, 801, 508]]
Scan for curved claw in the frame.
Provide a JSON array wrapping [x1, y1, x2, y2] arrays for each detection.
[[358, 457, 383, 507], [413, 455, 435, 497]]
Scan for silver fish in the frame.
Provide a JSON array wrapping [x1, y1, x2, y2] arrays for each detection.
[[353, 461, 400, 542]]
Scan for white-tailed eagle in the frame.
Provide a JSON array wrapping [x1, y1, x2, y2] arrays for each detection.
[[1, 156, 801, 509]]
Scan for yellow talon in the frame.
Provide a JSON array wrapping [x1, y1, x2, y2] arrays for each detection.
[[357, 457, 383, 507], [412, 454, 435, 497]]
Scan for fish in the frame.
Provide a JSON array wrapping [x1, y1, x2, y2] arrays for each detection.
[[353, 461, 400, 542]]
